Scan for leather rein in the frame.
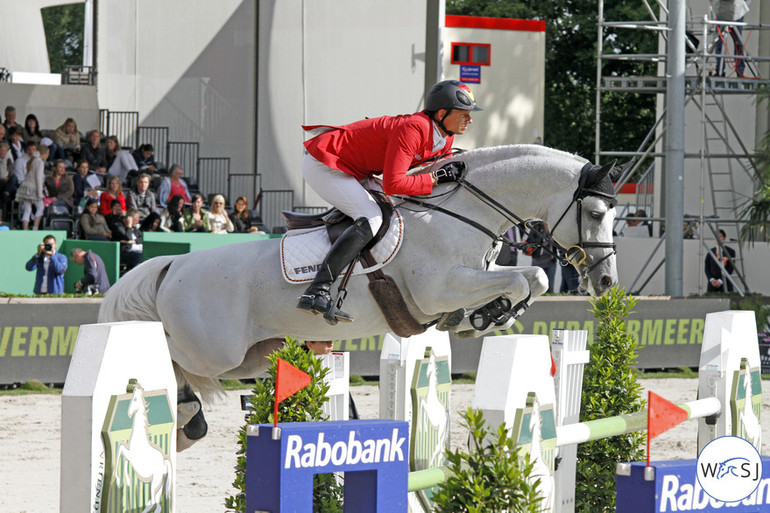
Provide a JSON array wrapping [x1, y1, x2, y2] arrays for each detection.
[[396, 161, 617, 273]]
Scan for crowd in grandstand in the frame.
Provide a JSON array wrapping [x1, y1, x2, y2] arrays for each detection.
[[0, 105, 266, 282]]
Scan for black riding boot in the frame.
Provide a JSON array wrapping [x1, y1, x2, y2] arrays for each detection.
[[297, 217, 374, 324]]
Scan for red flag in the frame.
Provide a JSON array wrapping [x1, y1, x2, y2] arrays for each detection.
[[647, 391, 689, 465], [273, 358, 311, 427]]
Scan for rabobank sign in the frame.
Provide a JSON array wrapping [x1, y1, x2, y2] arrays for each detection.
[[245, 420, 409, 513], [284, 428, 406, 469], [617, 458, 770, 513]]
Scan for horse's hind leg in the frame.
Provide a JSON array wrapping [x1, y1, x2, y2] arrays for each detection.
[[177, 385, 208, 452]]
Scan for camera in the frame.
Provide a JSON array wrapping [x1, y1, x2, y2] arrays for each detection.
[[44, 243, 53, 251]]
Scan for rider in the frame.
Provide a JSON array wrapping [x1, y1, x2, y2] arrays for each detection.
[[297, 79, 482, 324]]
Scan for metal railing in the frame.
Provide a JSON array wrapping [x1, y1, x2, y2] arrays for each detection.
[[100, 111, 138, 149], [259, 190, 294, 232], [228, 173, 262, 209], [197, 157, 230, 201], [166, 142, 199, 177]]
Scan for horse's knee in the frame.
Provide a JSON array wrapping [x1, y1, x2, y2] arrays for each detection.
[[530, 267, 549, 297]]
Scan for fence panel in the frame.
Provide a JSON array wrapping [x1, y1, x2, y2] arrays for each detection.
[[259, 190, 294, 232], [197, 157, 230, 201], [103, 111, 138, 150], [228, 173, 261, 209], [166, 142, 200, 180], [136, 127, 169, 169]]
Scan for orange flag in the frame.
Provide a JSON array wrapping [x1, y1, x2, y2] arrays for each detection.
[[273, 358, 311, 427], [647, 391, 689, 465]]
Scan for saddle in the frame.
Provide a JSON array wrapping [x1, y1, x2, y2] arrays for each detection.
[[280, 192, 425, 337]]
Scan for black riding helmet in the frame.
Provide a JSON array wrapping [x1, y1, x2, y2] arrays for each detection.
[[424, 80, 482, 136]]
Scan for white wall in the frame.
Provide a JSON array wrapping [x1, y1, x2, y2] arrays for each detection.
[[0, 84, 99, 134], [443, 19, 545, 149], [96, 0, 255, 176], [257, 0, 431, 207]]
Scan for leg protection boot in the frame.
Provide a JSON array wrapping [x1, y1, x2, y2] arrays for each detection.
[[297, 217, 374, 324]]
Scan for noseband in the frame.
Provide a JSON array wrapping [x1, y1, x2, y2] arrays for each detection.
[[397, 161, 617, 273]]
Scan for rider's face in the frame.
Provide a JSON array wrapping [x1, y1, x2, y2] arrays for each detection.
[[440, 109, 472, 136]]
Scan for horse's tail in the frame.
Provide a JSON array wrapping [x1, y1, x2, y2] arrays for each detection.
[[98, 256, 175, 323], [164, 458, 173, 505]]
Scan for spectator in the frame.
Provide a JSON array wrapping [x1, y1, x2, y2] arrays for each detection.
[[72, 160, 98, 207], [70, 247, 111, 294], [81, 130, 107, 174], [0, 141, 13, 197], [99, 175, 126, 216], [105, 198, 125, 234], [15, 144, 49, 230], [8, 126, 23, 161], [79, 197, 112, 240], [105, 135, 138, 183], [712, 0, 750, 76], [22, 114, 43, 145], [132, 143, 159, 173], [230, 196, 261, 233], [3, 106, 20, 133], [705, 229, 736, 292], [51, 118, 82, 161], [183, 193, 210, 232], [0, 124, 6, 144], [158, 164, 191, 207], [127, 172, 160, 230], [560, 264, 583, 295], [301, 340, 359, 419], [25, 234, 68, 294], [159, 194, 186, 232], [207, 194, 234, 234], [44, 159, 75, 208], [112, 207, 143, 271], [494, 227, 519, 266], [523, 221, 557, 293], [13, 140, 36, 185], [621, 209, 653, 237]]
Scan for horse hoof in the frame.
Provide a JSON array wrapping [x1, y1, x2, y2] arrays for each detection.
[[177, 400, 201, 427], [177, 429, 197, 452], [455, 329, 477, 339], [437, 308, 465, 331], [183, 409, 208, 440]]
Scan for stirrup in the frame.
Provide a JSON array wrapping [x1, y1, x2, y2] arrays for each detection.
[[297, 293, 354, 324]]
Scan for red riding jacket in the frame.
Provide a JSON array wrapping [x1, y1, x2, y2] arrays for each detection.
[[303, 111, 454, 196]]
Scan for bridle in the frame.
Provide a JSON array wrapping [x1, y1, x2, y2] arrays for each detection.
[[396, 161, 617, 273]]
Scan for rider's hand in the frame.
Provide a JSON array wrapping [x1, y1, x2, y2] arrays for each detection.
[[432, 161, 466, 185]]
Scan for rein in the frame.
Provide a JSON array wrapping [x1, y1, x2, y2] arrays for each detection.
[[397, 161, 617, 272]]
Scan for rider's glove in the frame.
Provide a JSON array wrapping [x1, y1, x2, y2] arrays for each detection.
[[432, 161, 466, 184]]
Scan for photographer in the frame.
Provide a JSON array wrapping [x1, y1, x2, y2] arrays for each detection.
[[25, 235, 68, 294], [69, 247, 111, 295]]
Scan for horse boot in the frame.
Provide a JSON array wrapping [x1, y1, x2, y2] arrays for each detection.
[[177, 385, 208, 451], [297, 217, 374, 324]]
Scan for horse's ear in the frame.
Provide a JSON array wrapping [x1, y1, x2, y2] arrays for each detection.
[[593, 160, 616, 182], [611, 160, 633, 181]]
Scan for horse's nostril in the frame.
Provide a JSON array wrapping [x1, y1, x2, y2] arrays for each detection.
[[601, 275, 612, 287]]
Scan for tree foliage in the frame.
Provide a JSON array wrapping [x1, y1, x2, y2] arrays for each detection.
[[740, 87, 770, 243], [447, 1, 657, 160], [576, 288, 646, 512], [42, 4, 85, 73], [225, 339, 343, 513], [432, 408, 542, 513]]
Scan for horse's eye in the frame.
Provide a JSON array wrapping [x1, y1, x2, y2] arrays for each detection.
[[590, 211, 603, 221]]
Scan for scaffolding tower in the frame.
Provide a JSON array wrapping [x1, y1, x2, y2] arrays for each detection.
[[595, 0, 770, 295]]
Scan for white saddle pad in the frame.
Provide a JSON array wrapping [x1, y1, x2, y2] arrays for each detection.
[[280, 209, 404, 284]]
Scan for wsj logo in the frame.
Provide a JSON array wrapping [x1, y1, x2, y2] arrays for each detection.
[[284, 429, 406, 469], [697, 436, 762, 503]]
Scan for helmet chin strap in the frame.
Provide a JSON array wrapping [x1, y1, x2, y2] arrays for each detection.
[[434, 109, 454, 137]]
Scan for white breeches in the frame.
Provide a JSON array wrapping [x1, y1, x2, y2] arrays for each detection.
[[21, 200, 44, 222], [302, 153, 383, 235]]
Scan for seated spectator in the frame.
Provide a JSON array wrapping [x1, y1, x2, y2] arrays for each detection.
[[230, 196, 261, 233], [0, 141, 13, 196], [158, 164, 191, 207], [207, 194, 234, 234], [51, 118, 82, 161], [127, 172, 160, 231], [8, 126, 23, 161], [621, 210, 653, 237], [160, 194, 186, 232], [105, 198, 125, 233], [15, 145, 49, 230], [25, 234, 68, 294], [0, 124, 6, 144], [80, 197, 112, 240], [3, 106, 21, 133], [99, 175, 126, 216], [70, 247, 111, 294], [81, 129, 107, 174], [22, 113, 43, 145], [105, 135, 138, 183], [183, 193, 210, 232], [44, 159, 75, 208], [112, 207, 143, 271], [72, 160, 100, 207], [132, 143, 160, 173], [14, 140, 37, 185]]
